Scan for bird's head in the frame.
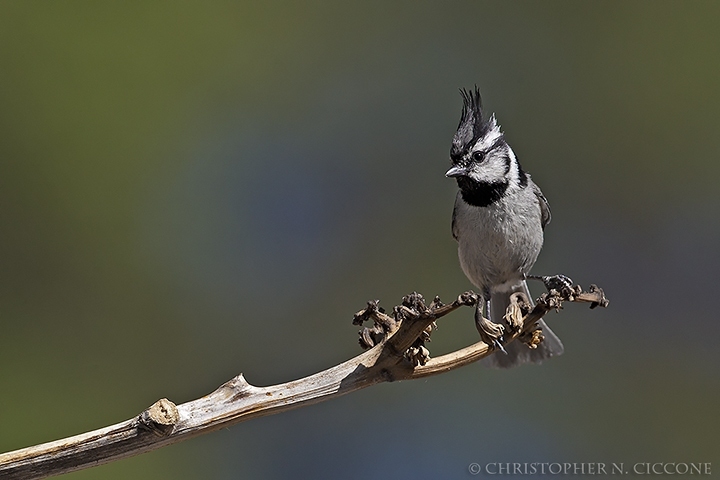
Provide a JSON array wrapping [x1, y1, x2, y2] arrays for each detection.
[[446, 87, 526, 206]]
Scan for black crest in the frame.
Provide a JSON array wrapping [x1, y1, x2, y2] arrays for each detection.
[[451, 87, 494, 161]]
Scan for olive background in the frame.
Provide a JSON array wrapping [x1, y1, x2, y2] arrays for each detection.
[[1, 2, 719, 479]]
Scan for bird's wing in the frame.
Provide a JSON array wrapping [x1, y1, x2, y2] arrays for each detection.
[[451, 192, 460, 240], [531, 181, 551, 229]]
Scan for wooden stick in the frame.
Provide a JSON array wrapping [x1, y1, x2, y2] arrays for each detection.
[[0, 284, 607, 480]]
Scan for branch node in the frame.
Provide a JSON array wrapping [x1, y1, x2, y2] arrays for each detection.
[[354, 300, 398, 349], [204, 374, 258, 405], [457, 291, 479, 307], [587, 284, 609, 308], [538, 291, 564, 311], [227, 373, 253, 391], [400, 291, 428, 313], [139, 398, 179, 437], [405, 345, 431, 366], [519, 326, 544, 349], [428, 295, 444, 310]]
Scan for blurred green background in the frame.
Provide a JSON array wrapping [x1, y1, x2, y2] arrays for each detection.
[[1, 1, 719, 479]]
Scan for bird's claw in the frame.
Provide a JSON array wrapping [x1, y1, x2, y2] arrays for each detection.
[[475, 309, 506, 353], [493, 338, 508, 355], [528, 274, 574, 293]]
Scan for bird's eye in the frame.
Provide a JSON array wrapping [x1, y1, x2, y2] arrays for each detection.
[[471, 151, 485, 162]]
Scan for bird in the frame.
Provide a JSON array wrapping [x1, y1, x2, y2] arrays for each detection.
[[446, 87, 564, 368]]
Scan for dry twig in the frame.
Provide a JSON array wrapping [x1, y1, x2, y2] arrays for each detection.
[[0, 283, 607, 479]]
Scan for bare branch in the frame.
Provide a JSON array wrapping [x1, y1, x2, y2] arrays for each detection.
[[0, 284, 607, 480]]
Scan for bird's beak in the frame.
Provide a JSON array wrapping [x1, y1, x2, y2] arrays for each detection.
[[445, 165, 468, 178]]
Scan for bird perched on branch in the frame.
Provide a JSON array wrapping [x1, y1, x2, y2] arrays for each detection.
[[446, 87, 564, 368]]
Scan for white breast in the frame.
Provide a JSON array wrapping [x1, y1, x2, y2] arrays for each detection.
[[453, 188, 544, 293]]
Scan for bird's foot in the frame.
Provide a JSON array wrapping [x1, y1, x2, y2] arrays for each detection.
[[527, 274, 574, 293], [475, 311, 507, 355], [492, 338, 507, 355]]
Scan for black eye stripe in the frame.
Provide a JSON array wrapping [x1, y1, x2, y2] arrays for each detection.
[[503, 153, 511, 174], [488, 135, 505, 152], [469, 135, 506, 161]]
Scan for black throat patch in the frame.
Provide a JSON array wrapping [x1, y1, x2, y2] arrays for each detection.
[[457, 177, 509, 207]]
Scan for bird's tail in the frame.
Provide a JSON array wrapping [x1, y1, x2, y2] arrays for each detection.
[[483, 280, 564, 368]]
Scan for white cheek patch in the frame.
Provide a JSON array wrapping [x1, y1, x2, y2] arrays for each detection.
[[468, 155, 508, 183], [506, 148, 520, 182]]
